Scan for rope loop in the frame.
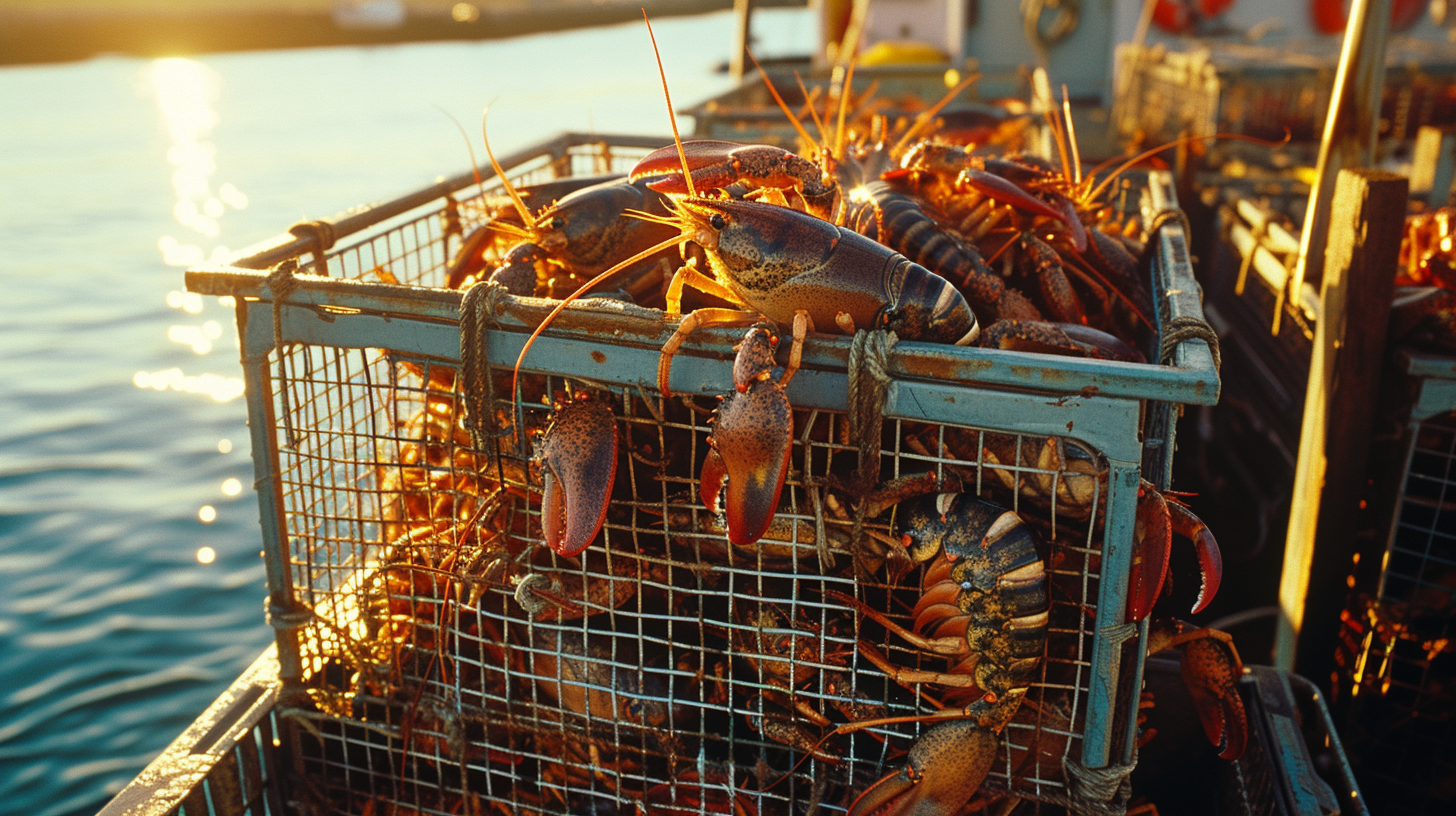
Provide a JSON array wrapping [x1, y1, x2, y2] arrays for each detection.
[[460, 281, 509, 450], [265, 597, 314, 632], [1160, 314, 1222, 373], [267, 260, 304, 449], [1063, 754, 1135, 815], [847, 330, 898, 494]]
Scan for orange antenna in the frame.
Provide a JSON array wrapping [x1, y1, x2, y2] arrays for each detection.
[[1045, 98, 1072, 188], [889, 72, 980, 159], [833, 57, 856, 160], [434, 104, 488, 200], [1083, 130, 1289, 205], [747, 48, 821, 159], [481, 106, 536, 227], [510, 231, 691, 401], [643, 9, 696, 199], [1062, 85, 1081, 186], [794, 72, 830, 147]]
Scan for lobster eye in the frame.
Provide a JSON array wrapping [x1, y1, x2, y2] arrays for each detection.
[[710, 213, 727, 230], [550, 216, 565, 231]]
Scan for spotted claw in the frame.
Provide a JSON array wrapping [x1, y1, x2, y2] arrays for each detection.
[[535, 392, 617, 556], [699, 327, 793, 548], [1127, 483, 1222, 622], [847, 719, 998, 816], [1147, 621, 1247, 761]]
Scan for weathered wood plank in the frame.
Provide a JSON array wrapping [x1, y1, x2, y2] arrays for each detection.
[[1278, 168, 1407, 677]]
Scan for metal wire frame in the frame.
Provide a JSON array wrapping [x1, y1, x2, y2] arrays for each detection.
[[263, 352, 1114, 814], [1337, 353, 1456, 814], [186, 133, 1220, 815]]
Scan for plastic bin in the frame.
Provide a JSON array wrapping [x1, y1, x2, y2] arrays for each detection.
[[170, 131, 1218, 815]]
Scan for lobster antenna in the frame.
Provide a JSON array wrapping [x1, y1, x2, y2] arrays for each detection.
[[1062, 84, 1082, 186], [642, 9, 697, 199], [1082, 130, 1289, 205], [511, 232, 692, 401], [794, 72, 830, 147], [889, 71, 980, 159], [481, 106, 536, 228], [747, 48, 822, 159], [434, 104, 488, 199], [833, 57, 856, 160], [1045, 98, 1072, 191]]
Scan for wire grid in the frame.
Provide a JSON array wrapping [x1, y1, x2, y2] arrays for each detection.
[[319, 141, 658, 290], [1335, 409, 1456, 814], [260, 336, 1112, 814]]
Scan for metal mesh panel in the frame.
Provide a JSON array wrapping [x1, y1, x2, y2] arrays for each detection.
[[1339, 410, 1456, 814], [267, 343, 1110, 814], [185, 134, 1219, 815]]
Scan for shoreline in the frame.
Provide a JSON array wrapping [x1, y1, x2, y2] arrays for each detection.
[[0, 0, 804, 67]]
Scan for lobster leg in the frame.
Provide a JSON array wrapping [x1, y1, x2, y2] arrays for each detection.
[[1147, 622, 1247, 761], [846, 719, 998, 816]]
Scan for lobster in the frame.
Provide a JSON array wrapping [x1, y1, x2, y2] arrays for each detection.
[[699, 325, 796, 548], [532, 390, 618, 557], [828, 491, 1049, 815]]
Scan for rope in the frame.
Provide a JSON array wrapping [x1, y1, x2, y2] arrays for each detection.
[[288, 219, 336, 276], [1141, 208, 1222, 374], [1062, 754, 1135, 816], [265, 597, 314, 631], [267, 261, 304, 449], [460, 281, 508, 449], [846, 330, 898, 572], [847, 330, 898, 493]]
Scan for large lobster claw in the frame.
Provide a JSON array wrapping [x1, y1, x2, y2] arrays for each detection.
[[847, 719, 998, 816], [1127, 483, 1223, 622], [699, 327, 794, 548], [1147, 621, 1248, 761], [632, 140, 837, 219], [535, 392, 617, 556]]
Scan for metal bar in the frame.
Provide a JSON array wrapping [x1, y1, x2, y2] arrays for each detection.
[[193, 272, 1219, 406], [97, 649, 281, 816], [1081, 459, 1141, 768], [227, 132, 670, 271], [236, 300, 304, 688]]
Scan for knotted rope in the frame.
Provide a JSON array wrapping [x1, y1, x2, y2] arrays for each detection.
[[1140, 208, 1221, 374], [266, 260, 303, 448], [460, 281, 509, 450], [846, 329, 898, 572], [1062, 754, 1135, 816]]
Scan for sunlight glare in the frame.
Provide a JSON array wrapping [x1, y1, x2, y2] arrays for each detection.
[[196, 546, 216, 564]]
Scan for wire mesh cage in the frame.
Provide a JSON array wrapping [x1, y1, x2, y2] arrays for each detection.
[[1334, 352, 1456, 815], [1113, 38, 1456, 162], [184, 133, 1220, 815]]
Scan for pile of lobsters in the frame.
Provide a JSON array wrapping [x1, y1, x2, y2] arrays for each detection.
[[303, 72, 1246, 816]]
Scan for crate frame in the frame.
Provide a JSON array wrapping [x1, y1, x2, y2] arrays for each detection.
[[183, 132, 1219, 814]]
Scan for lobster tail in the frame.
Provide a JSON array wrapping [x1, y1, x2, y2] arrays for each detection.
[[884, 258, 979, 346]]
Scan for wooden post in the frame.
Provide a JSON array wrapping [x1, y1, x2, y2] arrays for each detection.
[[1276, 169, 1407, 684], [729, 0, 755, 84], [1283, 0, 1390, 333], [1410, 125, 1456, 207]]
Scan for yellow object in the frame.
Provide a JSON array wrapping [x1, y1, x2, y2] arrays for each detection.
[[857, 40, 948, 67]]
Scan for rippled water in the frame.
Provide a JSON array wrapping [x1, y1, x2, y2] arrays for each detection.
[[0, 10, 812, 814]]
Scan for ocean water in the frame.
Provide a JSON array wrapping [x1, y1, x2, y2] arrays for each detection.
[[0, 9, 814, 815]]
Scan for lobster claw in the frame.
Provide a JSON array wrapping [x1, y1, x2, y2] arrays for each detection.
[[1148, 621, 1248, 762], [847, 719, 998, 816], [699, 326, 794, 548], [1127, 483, 1223, 622], [700, 384, 793, 548], [535, 393, 617, 556], [632, 140, 836, 217]]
